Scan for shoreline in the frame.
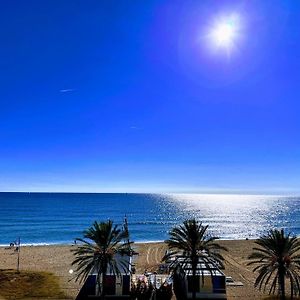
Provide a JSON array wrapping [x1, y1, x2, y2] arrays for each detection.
[[0, 237, 259, 248]]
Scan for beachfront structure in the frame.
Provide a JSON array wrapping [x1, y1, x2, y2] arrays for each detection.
[[171, 256, 227, 299], [76, 253, 132, 299]]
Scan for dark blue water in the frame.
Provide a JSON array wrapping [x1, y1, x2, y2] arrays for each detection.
[[0, 193, 299, 245]]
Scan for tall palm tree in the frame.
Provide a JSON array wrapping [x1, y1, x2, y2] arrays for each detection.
[[164, 219, 227, 300], [72, 220, 132, 299], [248, 228, 300, 300]]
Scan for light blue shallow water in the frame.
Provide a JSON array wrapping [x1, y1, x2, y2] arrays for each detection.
[[0, 193, 299, 245]]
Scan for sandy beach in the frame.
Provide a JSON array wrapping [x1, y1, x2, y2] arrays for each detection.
[[0, 240, 266, 299]]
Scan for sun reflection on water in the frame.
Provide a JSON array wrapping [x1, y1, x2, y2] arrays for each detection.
[[162, 194, 292, 239]]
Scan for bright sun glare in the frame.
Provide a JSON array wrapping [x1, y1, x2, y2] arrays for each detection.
[[209, 14, 240, 53]]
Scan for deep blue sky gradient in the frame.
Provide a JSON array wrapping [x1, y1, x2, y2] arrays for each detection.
[[0, 0, 299, 193]]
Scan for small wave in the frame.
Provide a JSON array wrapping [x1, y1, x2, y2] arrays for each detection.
[[0, 241, 73, 247], [134, 239, 165, 244]]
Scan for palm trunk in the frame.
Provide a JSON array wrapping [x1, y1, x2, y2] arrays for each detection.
[[97, 270, 102, 296], [101, 262, 108, 300], [101, 273, 106, 300], [278, 265, 285, 300], [192, 255, 197, 300]]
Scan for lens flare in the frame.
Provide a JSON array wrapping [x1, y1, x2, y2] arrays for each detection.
[[208, 14, 240, 54]]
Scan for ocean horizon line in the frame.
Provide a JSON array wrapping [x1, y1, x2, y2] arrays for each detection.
[[0, 191, 298, 197]]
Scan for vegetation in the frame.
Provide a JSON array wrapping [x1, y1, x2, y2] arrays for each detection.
[[248, 228, 300, 300], [0, 269, 69, 299], [72, 220, 132, 299], [164, 218, 227, 300]]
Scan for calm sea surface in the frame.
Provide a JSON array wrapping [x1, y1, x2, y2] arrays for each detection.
[[0, 193, 299, 245]]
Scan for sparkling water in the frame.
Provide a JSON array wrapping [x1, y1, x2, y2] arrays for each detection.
[[0, 192, 299, 245]]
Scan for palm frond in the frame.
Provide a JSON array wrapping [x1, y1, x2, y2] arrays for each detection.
[[71, 219, 132, 295], [248, 228, 300, 299]]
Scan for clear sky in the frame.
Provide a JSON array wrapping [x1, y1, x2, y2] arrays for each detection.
[[0, 0, 299, 194]]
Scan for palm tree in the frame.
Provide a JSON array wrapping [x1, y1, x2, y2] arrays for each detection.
[[248, 228, 300, 300], [72, 220, 132, 299], [164, 219, 227, 300]]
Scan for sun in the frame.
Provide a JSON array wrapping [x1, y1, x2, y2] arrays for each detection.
[[208, 14, 240, 53], [212, 22, 235, 46]]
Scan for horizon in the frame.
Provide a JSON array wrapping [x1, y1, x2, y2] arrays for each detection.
[[1, 1, 299, 193], [0, 190, 298, 197]]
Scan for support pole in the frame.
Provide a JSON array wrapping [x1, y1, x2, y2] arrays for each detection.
[[17, 237, 20, 273]]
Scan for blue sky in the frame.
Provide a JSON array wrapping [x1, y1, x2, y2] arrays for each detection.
[[0, 0, 299, 193]]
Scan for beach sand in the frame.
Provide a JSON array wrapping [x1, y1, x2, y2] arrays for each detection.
[[0, 240, 265, 299]]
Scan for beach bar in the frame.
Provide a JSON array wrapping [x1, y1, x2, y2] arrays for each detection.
[[172, 256, 227, 299], [76, 253, 132, 299]]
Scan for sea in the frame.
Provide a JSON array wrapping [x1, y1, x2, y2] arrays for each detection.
[[0, 192, 299, 246]]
